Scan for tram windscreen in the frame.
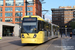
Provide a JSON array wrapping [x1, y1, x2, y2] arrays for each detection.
[[21, 18, 37, 33]]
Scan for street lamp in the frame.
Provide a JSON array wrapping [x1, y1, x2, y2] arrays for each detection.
[[25, 0, 28, 16]]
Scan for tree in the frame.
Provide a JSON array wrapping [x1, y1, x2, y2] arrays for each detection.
[[70, 21, 75, 29]]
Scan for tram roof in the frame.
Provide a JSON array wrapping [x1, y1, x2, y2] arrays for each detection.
[[22, 16, 45, 21], [22, 16, 59, 27]]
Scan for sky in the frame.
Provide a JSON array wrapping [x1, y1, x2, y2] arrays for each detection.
[[42, 0, 75, 20]]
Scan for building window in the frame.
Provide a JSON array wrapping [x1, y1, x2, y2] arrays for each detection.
[[61, 15, 64, 17], [15, 7, 22, 11], [0, 8, 2, 11], [25, 7, 33, 11], [5, 13, 12, 17], [15, 0, 24, 6], [5, 7, 12, 11], [27, 0, 34, 6], [27, 3, 34, 6], [73, 12, 75, 14], [0, 18, 2, 21], [15, 12, 23, 17], [15, 18, 20, 22], [54, 18, 58, 20], [5, 0, 14, 6], [25, 12, 33, 15], [15, 23, 21, 25], [0, 13, 2, 17], [0, 0, 3, 6], [73, 15, 75, 17], [5, 18, 12, 22], [73, 11, 75, 17], [52, 13, 55, 14]]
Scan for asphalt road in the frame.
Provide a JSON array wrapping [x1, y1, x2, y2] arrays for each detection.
[[0, 37, 62, 50]]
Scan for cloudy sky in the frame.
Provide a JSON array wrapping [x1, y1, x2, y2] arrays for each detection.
[[45, 15, 52, 20]]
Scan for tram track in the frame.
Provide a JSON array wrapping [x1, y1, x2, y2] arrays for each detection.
[[45, 38, 58, 50], [16, 39, 55, 50], [16, 44, 40, 50], [31, 38, 58, 50], [45, 38, 61, 50], [0, 37, 59, 50]]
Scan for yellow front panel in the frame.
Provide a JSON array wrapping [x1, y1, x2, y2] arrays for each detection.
[[21, 31, 45, 44], [21, 38, 43, 44]]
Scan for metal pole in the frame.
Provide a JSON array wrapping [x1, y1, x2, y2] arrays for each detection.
[[19, 7, 21, 37], [25, 0, 27, 16], [65, 28, 67, 37], [19, 7, 22, 26], [19, 12, 21, 26], [43, 15, 45, 19], [51, 23, 53, 38]]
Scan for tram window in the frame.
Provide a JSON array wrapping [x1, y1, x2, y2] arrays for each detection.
[[38, 21, 42, 31], [42, 21, 44, 30], [45, 22, 48, 31], [44, 22, 46, 31], [49, 24, 51, 31]]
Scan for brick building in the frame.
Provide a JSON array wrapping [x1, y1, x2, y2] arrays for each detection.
[[51, 6, 75, 33], [0, 0, 42, 25]]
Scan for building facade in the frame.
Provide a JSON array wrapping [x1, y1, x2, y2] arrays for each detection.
[[51, 6, 75, 33], [0, 0, 42, 25], [0, 22, 19, 37]]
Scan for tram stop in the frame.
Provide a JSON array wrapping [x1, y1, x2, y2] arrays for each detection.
[[0, 22, 20, 39]]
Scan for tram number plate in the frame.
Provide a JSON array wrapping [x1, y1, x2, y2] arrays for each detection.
[[27, 37, 30, 38]]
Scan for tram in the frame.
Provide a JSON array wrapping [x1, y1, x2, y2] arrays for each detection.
[[21, 16, 59, 44]]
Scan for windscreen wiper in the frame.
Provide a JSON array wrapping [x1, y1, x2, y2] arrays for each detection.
[[23, 28, 29, 35]]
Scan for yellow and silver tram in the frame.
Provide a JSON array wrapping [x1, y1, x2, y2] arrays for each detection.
[[21, 16, 59, 44]]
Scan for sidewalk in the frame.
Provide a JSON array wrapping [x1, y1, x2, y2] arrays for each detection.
[[0, 36, 21, 43], [61, 34, 75, 50]]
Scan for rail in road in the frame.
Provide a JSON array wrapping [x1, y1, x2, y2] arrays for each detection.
[[16, 38, 61, 50], [0, 37, 61, 50]]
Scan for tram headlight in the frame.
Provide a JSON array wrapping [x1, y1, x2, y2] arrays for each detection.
[[22, 34, 24, 38], [33, 34, 37, 38]]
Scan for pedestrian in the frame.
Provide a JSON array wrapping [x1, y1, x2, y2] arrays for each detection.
[[12, 32, 14, 36], [70, 32, 72, 39]]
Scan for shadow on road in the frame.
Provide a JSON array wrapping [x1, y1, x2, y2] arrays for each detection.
[[8, 37, 61, 47], [9, 40, 41, 46]]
